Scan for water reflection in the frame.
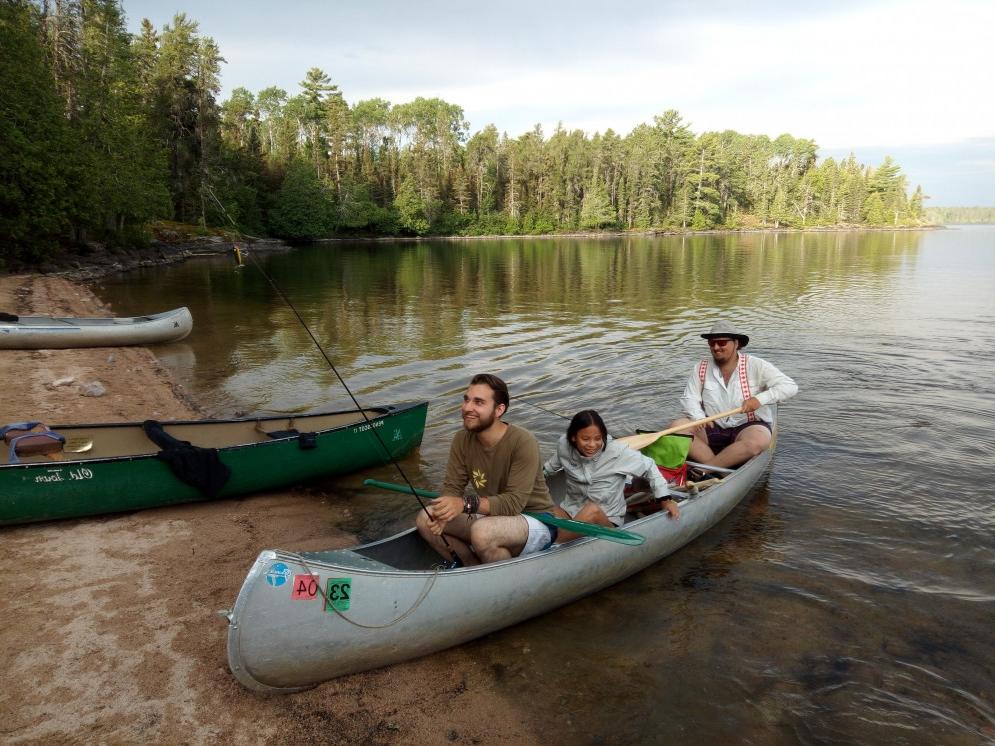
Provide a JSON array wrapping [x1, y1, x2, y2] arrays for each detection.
[[93, 231, 929, 421]]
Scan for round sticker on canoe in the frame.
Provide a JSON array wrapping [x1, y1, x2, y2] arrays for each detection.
[[265, 562, 291, 587]]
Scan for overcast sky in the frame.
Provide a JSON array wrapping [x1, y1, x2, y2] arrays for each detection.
[[123, 0, 994, 206]]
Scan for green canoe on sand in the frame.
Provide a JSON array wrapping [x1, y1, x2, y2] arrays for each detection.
[[0, 401, 428, 525]]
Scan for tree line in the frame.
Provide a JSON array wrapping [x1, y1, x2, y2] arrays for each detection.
[[1, 0, 929, 265], [925, 207, 995, 224]]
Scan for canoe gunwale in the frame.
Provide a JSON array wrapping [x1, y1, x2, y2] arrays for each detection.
[[0, 402, 423, 470], [266, 448, 768, 579]]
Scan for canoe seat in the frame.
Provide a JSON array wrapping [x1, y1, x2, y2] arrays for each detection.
[[254, 419, 299, 439], [1, 422, 65, 463], [253, 421, 317, 449]]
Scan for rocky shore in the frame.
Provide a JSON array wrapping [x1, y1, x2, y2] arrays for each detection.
[[15, 235, 290, 282]]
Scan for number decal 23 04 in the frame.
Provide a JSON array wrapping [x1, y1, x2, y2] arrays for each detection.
[[324, 578, 352, 612]]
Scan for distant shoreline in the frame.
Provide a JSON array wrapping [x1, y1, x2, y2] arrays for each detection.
[[10, 223, 943, 282], [322, 223, 943, 243]]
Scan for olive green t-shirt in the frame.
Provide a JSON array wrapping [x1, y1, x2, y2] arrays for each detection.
[[442, 423, 553, 516]]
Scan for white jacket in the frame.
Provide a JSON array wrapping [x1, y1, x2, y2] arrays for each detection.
[[543, 435, 670, 526]]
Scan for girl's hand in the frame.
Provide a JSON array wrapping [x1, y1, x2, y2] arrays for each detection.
[[662, 499, 680, 520]]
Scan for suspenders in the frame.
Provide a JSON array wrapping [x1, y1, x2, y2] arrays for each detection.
[[698, 354, 757, 424]]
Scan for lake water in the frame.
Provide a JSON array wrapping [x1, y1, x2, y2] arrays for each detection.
[[95, 227, 995, 743]]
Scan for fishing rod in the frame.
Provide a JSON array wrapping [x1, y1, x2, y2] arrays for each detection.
[[243, 251, 463, 568], [202, 197, 466, 567]]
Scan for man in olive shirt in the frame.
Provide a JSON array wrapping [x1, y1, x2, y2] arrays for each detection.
[[416, 373, 555, 565]]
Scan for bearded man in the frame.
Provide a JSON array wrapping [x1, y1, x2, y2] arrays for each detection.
[[415, 373, 555, 565]]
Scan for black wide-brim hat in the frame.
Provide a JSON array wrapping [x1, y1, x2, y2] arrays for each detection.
[[701, 321, 749, 348]]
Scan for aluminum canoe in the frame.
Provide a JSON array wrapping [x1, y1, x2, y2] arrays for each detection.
[[0, 401, 428, 525], [0, 307, 193, 349], [225, 435, 774, 692]]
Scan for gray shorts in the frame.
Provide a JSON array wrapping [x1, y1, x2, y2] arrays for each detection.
[[520, 514, 556, 555]]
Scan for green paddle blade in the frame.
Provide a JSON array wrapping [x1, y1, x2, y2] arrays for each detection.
[[524, 512, 645, 546], [362, 479, 646, 546]]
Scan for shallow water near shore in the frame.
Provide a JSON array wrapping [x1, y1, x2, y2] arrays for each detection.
[[95, 227, 995, 742]]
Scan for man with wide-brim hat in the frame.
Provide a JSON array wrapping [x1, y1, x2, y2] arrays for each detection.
[[667, 321, 798, 468]]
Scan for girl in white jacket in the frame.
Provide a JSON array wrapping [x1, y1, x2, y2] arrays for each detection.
[[543, 410, 679, 543]]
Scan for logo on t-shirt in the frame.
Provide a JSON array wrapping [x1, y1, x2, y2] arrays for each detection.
[[472, 468, 487, 489]]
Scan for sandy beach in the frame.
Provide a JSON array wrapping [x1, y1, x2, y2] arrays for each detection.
[[0, 274, 541, 744]]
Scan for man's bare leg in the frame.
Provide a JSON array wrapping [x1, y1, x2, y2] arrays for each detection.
[[708, 425, 771, 468], [469, 516, 529, 563]]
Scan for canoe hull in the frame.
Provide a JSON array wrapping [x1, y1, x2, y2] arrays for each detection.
[[225, 442, 772, 692], [0, 402, 428, 525], [0, 307, 193, 349]]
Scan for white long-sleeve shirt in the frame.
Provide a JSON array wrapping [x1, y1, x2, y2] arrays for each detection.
[[680, 353, 798, 428]]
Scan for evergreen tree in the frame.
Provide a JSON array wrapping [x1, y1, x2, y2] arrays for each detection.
[[0, 0, 71, 261], [73, 0, 169, 241], [269, 158, 334, 238], [579, 176, 615, 229], [394, 173, 430, 235], [862, 192, 886, 224]]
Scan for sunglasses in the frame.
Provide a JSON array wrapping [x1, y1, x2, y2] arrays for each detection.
[[707, 338, 734, 347]]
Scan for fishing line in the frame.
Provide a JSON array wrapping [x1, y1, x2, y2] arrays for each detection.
[[243, 250, 464, 568], [512, 394, 571, 421], [203, 195, 460, 565]]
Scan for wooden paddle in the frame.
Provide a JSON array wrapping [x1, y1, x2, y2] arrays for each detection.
[[616, 406, 745, 451], [363, 479, 646, 546]]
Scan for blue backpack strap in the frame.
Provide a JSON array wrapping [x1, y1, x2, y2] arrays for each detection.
[[0, 421, 42, 439], [6, 428, 64, 464]]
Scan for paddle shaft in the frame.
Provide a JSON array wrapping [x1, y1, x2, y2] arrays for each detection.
[[362, 479, 645, 546], [616, 406, 745, 451]]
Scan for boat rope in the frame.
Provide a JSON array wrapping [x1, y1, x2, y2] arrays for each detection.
[[244, 251, 463, 568], [287, 553, 440, 629]]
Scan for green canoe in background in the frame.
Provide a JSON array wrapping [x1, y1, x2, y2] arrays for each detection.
[[0, 401, 428, 526]]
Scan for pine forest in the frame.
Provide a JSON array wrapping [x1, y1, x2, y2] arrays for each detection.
[[2, 0, 932, 266]]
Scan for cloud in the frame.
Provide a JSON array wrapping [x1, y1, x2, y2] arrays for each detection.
[[123, 0, 995, 202]]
